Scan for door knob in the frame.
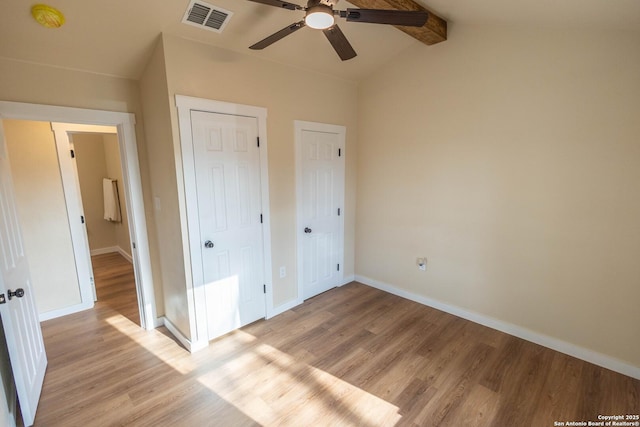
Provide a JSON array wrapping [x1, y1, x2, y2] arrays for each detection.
[[304, 227, 312, 234], [204, 240, 214, 248], [8, 288, 25, 300]]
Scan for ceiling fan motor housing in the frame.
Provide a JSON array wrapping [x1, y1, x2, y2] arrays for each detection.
[[306, 4, 333, 16], [311, 0, 337, 7]]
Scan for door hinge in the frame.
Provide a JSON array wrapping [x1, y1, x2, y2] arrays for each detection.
[[132, 242, 136, 249], [260, 214, 263, 224], [337, 208, 341, 216], [338, 148, 341, 157], [81, 215, 85, 224], [263, 284, 266, 294], [0, 294, 5, 304], [337, 263, 340, 272], [257, 137, 260, 148], [70, 149, 75, 159]]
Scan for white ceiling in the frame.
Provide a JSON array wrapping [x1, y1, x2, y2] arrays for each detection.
[[0, 0, 638, 82]]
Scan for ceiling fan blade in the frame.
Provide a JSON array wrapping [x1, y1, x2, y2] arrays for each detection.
[[323, 25, 357, 61], [343, 9, 428, 27], [245, 0, 303, 11], [249, 21, 306, 50]]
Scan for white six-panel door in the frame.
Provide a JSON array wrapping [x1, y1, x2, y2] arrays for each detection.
[[0, 119, 47, 427], [295, 121, 345, 300], [191, 111, 266, 340]]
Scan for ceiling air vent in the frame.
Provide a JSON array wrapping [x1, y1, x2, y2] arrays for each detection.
[[182, 0, 233, 33]]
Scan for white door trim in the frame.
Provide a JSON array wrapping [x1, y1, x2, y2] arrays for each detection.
[[50, 123, 149, 327], [176, 95, 273, 351], [294, 120, 346, 303], [0, 101, 157, 330]]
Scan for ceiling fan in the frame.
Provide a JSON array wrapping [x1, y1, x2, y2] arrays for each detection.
[[246, 0, 429, 61]]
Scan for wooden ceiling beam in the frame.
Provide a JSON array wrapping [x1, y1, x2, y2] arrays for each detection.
[[346, 0, 447, 45]]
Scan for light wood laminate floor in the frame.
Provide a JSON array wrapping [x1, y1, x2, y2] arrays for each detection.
[[33, 261, 639, 426], [92, 252, 140, 325]]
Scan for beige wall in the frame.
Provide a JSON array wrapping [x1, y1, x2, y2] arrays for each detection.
[[357, 26, 640, 366], [0, 58, 141, 114], [139, 34, 359, 339], [0, 57, 165, 316], [4, 119, 82, 314], [164, 34, 359, 308], [74, 134, 116, 251], [139, 37, 188, 336]]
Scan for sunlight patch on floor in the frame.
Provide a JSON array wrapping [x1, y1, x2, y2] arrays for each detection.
[[104, 314, 196, 374], [197, 341, 402, 426], [105, 315, 261, 375], [105, 313, 402, 424], [104, 313, 142, 334]]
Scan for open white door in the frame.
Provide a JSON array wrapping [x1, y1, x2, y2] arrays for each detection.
[[50, 124, 101, 307], [0, 119, 48, 426], [51, 124, 132, 311]]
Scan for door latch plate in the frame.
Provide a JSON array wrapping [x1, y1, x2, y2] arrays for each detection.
[[0, 294, 5, 304]]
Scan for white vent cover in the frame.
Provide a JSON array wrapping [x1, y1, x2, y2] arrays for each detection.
[[182, 0, 233, 33]]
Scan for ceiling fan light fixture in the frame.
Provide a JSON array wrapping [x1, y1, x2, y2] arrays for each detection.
[[305, 5, 334, 29]]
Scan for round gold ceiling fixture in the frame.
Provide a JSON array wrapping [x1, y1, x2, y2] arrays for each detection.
[[31, 4, 65, 28]]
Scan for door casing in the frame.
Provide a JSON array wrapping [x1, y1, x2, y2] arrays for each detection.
[[51, 123, 146, 324], [0, 101, 157, 330], [176, 95, 273, 351]]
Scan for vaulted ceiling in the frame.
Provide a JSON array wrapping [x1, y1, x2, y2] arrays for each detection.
[[0, 0, 638, 82]]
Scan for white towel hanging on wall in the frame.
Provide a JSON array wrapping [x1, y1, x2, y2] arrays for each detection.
[[103, 178, 122, 222]]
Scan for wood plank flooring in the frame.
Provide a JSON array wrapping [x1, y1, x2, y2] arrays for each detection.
[[33, 275, 639, 426], [92, 252, 140, 325]]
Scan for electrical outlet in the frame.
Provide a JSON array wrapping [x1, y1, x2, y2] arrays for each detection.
[[417, 257, 427, 271], [279, 266, 286, 278]]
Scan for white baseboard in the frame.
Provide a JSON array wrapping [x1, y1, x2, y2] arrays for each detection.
[[161, 316, 208, 353], [153, 316, 166, 328], [117, 247, 133, 263], [91, 246, 133, 263], [90, 246, 118, 256], [341, 274, 355, 286], [355, 275, 640, 381], [267, 275, 355, 319], [162, 316, 191, 350], [39, 301, 94, 322], [269, 298, 302, 319]]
